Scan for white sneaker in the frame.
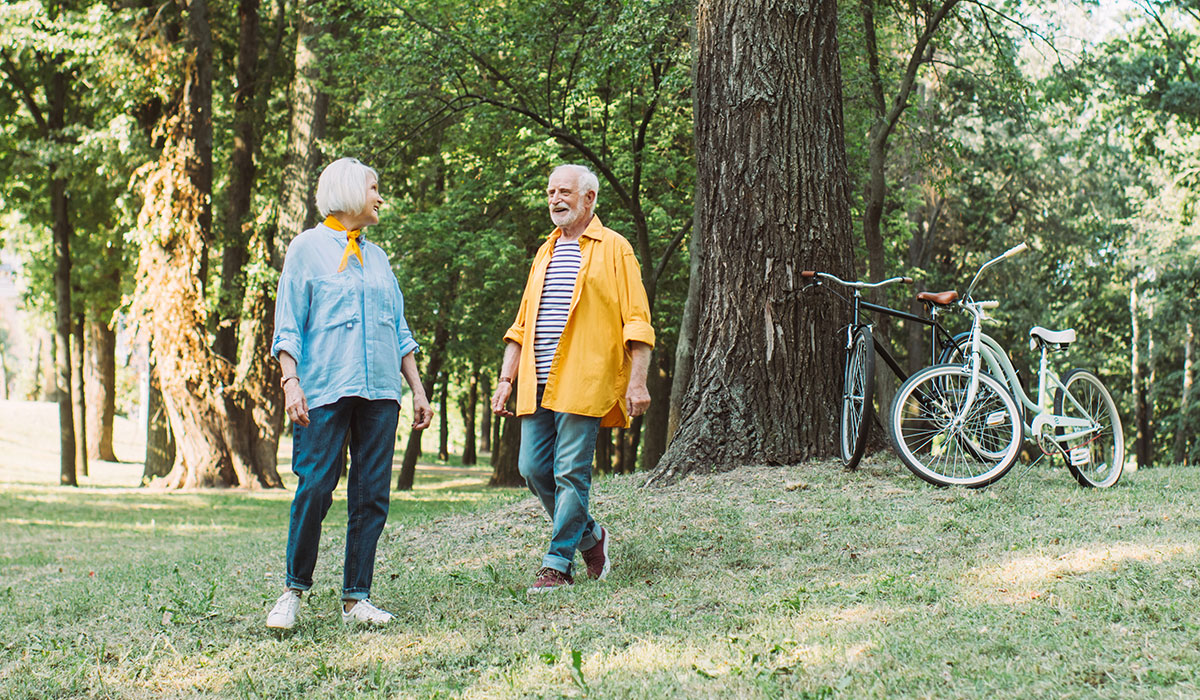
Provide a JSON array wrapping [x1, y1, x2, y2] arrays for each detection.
[[266, 590, 301, 630], [342, 599, 393, 626]]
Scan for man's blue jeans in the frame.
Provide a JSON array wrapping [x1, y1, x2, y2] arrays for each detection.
[[519, 386, 603, 576], [285, 396, 399, 601]]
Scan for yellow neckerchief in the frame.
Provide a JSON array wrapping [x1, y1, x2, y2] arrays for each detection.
[[324, 215, 363, 272]]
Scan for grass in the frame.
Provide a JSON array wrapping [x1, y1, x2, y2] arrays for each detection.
[[3, 399, 1200, 698]]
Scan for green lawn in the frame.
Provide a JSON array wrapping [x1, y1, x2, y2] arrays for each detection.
[[3, 428, 1200, 699]]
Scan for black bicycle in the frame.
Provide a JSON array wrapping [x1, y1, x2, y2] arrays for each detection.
[[801, 270, 965, 469]]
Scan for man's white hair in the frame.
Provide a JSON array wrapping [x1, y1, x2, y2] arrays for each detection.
[[316, 157, 379, 217], [551, 164, 600, 207]]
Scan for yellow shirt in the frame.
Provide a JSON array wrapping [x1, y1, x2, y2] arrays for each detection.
[[504, 215, 655, 428]]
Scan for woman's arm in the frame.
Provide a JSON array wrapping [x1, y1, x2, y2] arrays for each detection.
[[401, 351, 433, 429], [278, 351, 310, 427]]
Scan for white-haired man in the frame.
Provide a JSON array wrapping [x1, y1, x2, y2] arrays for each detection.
[[491, 164, 655, 593]]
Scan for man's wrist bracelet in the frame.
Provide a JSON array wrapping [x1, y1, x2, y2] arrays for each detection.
[[498, 376, 514, 385], [281, 375, 299, 389]]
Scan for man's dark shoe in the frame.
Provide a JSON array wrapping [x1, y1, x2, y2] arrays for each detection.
[[527, 567, 573, 594], [580, 526, 611, 580]]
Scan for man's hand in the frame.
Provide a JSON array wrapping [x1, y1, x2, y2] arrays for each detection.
[[284, 381, 310, 427], [626, 381, 651, 418], [491, 380, 515, 417], [411, 394, 433, 430]]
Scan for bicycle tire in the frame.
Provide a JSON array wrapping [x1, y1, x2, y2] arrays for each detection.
[[889, 363, 1022, 488], [1054, 369, 1124, 488], [840, 326, 875, 470]]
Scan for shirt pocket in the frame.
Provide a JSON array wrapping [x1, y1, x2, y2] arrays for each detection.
[[308, 274, 361, 331]]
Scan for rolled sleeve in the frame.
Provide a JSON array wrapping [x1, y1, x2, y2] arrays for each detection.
[[617, 249, 655, 350], [271, 257, 307, 362], [393, 277, 420, 358]]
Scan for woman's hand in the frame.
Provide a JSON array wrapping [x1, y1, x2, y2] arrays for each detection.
[[490, 380, 514, 417], [284, 380, 310, 427], [411, 394, 433, 430]]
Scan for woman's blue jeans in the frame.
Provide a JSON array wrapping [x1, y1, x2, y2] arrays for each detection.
[[285, 396, 399, 601], [519, 386, 603, 576]]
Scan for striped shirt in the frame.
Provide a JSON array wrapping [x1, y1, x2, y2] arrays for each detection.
[[533, 237, 582, 384]]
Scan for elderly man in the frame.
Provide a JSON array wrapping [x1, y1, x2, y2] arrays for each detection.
[[491, 164, 655, 594]]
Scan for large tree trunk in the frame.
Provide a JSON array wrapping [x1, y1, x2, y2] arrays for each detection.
[[488, 415, 523, 487], [276, 0, 329, 252], [214, 0, 262, 363], [49, 65, 76, 487], [72, 314, 87, 477], [1173, 321, 1194, 465], [130, 2, 279, 489], [86, 318, 119, 461], [594, 429, 613, 472], [460, 370, 478, 465], [648, 0, 854, 484]]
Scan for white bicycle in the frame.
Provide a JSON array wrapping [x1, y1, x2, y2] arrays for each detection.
[[889, 244, 1125, 488]]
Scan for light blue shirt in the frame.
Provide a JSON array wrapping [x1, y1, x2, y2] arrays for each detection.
[[271, 222, 419, 409]]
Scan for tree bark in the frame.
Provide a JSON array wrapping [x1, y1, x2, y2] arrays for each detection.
[[594, 428, 612, 473], [397, 317, 451, 490], [488, 415, 523, 487], [276, 0, 329, 254], [1131, 279, 1149, 469], [72, 313, 87, 477], [460, 370, 478, 465], [667, 233, 702, 444], [86, 318, 118, 461], [1174, 321, 1195, 465], [648, 0, 855, 484], [214, 0, 261, 363]]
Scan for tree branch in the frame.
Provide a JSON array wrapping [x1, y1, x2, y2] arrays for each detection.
[[653, 218, 690, 286], [0, 48, 48, 135]]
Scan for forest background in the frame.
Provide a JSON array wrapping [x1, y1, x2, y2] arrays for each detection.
[[1, 0, 1197, 489]]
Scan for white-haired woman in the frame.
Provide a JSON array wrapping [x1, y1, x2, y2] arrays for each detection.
[[266, 157, 432, 629]]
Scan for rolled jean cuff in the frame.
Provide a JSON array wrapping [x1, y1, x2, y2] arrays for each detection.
[[542, 554, 574, 577], [286, 577, 313, 592], [342, 588, 369, 601], [577, 525, 600, 552]]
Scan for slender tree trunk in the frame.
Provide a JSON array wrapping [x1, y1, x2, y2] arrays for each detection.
[[479, 373, 492, 453], [277, 0, 329, 251], [649, 0, 854, 484], [1131, 280, 1149, 468], [72, 313, 87, 477], [667, 230, 702, 444], [86, 318, 118, 461], [641, 353, 671, 470], [461, 370, 477, 465], [594, 429, 612, 472], [214, 0, 262, 363], [397, 316, 451, 490], [49, 65, 76, 487], [143, 362, 176, 483], [488, 415, 523, 486], [1174, 321, 1195, 465], [437, 373, 450, 461]]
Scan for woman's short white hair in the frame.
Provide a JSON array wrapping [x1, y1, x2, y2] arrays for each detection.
[[551, 164, 600, 207], [316, 157, 378, 217]]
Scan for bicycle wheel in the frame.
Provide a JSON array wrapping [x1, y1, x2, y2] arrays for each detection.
[[1054, 369, 1124, 488], [840, 326, 875, 470], [889, 364, 1022, 487]]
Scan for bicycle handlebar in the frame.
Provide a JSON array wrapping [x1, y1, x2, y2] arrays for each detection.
[[801, 270, 914, 290]]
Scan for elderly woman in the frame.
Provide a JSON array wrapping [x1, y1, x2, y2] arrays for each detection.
[[266, 157, 432, 629]]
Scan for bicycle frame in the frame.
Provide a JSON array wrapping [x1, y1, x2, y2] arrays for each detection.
[[843, 289, 961, 386], [967, 334, 1100, 445]]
